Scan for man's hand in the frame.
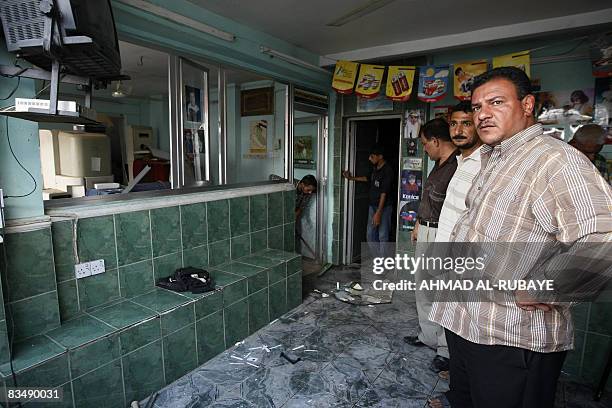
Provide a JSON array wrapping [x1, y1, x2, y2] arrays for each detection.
[[515, 290, 553, 312], [372, 209, 382, 227], [342, 170, 351, 179], [411, 221, 419, 242]]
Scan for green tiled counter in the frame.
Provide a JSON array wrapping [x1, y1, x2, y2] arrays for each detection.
[[0, 249, 303, 407]]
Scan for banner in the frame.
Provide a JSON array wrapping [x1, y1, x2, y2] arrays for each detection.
[[418, 65, 450, 103], [493, 51, 531, 78], [386, 66, 416, 101], [355, 64, 385, 98], [453, 59, 488, 100], [332, 60, 359, 94]]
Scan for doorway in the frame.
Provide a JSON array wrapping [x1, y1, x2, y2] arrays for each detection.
[[293, 89, 329, 274], [344, 117, 402, 265]]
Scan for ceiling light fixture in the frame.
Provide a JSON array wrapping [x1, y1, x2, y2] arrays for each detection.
[[116, 0, 236, 42], [260, 46, 330, 74], [326, 0, 397, 27]]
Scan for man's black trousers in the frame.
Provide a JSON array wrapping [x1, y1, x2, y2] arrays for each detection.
[[445, 329, 567, 408]]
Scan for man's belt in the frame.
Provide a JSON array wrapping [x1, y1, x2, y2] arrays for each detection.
[[421, 220, 438, 228]]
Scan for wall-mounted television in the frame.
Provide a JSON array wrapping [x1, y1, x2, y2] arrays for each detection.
[[0, 0, 121, 80]]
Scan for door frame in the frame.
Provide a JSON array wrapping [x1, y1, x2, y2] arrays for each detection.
[[343, 115, 403, 265], [294, 112, 328, 265]]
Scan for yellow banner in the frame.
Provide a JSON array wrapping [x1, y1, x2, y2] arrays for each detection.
[[493, 51, 531, 78], [355, 64, 385, 99], [453, 60, 488, 100], [386, 66, 416, 101], [332, 60, 359, 94]]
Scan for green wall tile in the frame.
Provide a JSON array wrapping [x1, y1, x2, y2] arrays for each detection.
[[77, 268, 120, 310], [209, 239, 231, 267], [283, 222, 295, 252], [269, 263, 286, 285], [58, 279, 80, 322], [151, 206, 181, 257], [267, 225, 284, 251], [7, 335, 64, 373], [4, 228, 55, 302], [249, 195, 267, 232], [287, 272, 302, 310], [153, 252, 183, 281], [16, 354, 69, 388], [287, 256, 302, 276], [247, 270, 268, 295], [69, 334, 120, 378], [119, 318, 162, 355], [47, 315, 114, 349], [283, 190, 295, 224], [230, 234, 251, 260], [196, 310, 225, 365], [0, 320, 9, 365], [131, 289, 190, 313], [160, 304, 195, 336], [207, 200, 230, 243], [229, 197, 250, 238], [194, 290, 223, 319], [8, 292, 60, 340], [219, 280, 247, 307], [224, 298, 248, 346], [122, 340, 164, 404], [89, 300, 156, 331], [119, 260, 154, 298], [248, 289, 269, 333], [115, 211, 152, 266], [52, 221, 77, 283], [77, 216, 117, 268], [588, 302, 612, 336], [182, 244, 208, 269], [269, 279, 287, 320], [268, 192, 284, 228], [181, 203, 207, 249], [250, 230, 267, 253], [163, 324, 197, 384], [72, 359, 124, 408]]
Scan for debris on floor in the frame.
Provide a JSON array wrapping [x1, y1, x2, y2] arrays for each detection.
[[331, 281, 393, 305]]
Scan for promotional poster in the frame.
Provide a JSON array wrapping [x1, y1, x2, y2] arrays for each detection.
[[355, 64, 385, 98], [386, 66, 416, 101], [493, 50, 531, 77], [453, 59, 488, 100], [417, 65, 450, 103], [332, 60, 359, 94]]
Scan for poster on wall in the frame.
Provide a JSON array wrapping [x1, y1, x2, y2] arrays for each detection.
[[433, 105, 453, 122], [417, 65, 450, 103], [356, 93, 394, 113], [294, 135, 315, 169], [386, 66, 416, 101], [492, 50, 531, 78], [185, 85, 202, 123], [535, 89, 594, 125], [355, 64, 385, 98], [332, 60, 359, 94], [404, 109, 423, 140], [453, 59, 488, 100], [398, 157, 422, 231], [590, 33, 612, 78], [249, 120, 268, 154], [594, 77, 612, 127]]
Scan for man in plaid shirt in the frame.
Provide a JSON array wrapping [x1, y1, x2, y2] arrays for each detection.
[[428, 67, 612, 408]]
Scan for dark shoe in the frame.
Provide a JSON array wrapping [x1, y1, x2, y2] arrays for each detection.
[[431, 355, 450, 373], [403, 335, 426, 347]]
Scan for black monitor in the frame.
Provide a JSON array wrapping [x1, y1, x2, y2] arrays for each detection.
[[0, 0, 121, 80]]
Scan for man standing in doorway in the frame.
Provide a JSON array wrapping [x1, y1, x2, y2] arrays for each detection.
[[428, 67, 612, 408], [435, 101, 482, 243], [404, 118, 458, 374], [342, 146, 394, 258]]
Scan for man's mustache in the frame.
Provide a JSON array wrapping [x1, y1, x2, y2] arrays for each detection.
[[452, 134, 467, 140]]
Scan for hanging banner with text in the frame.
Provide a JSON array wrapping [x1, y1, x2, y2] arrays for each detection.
[[453, 59, 488, 100], [355, 64, 385, 99], [418, 65, 450, 103], [493, 50, 531, 78], [332, 60, 359, 94], [386, 66, 416, 101]]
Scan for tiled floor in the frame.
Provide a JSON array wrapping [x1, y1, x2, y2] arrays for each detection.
[[143, 266, 612, 408]]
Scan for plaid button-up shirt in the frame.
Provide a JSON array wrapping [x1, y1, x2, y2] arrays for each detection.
[[430, 124, 612, 353]]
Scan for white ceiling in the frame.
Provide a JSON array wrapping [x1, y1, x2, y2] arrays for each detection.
[[189, 0, 612, 60]]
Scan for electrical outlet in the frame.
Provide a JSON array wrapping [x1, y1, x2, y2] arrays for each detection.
[[90, 259, 105, 275], [75, 262, 92, 279]]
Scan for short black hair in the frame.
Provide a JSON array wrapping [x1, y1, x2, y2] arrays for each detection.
[[470, 66, 532, 100], [301, 175, 317, 189], [370, 146, 384, 157], [451, 101, 472, 114], [420, 118, 451, 142], [454, 66, 463, 76]]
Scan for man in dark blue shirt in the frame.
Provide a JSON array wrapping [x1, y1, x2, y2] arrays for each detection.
[[343, 146, 394, 258]]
